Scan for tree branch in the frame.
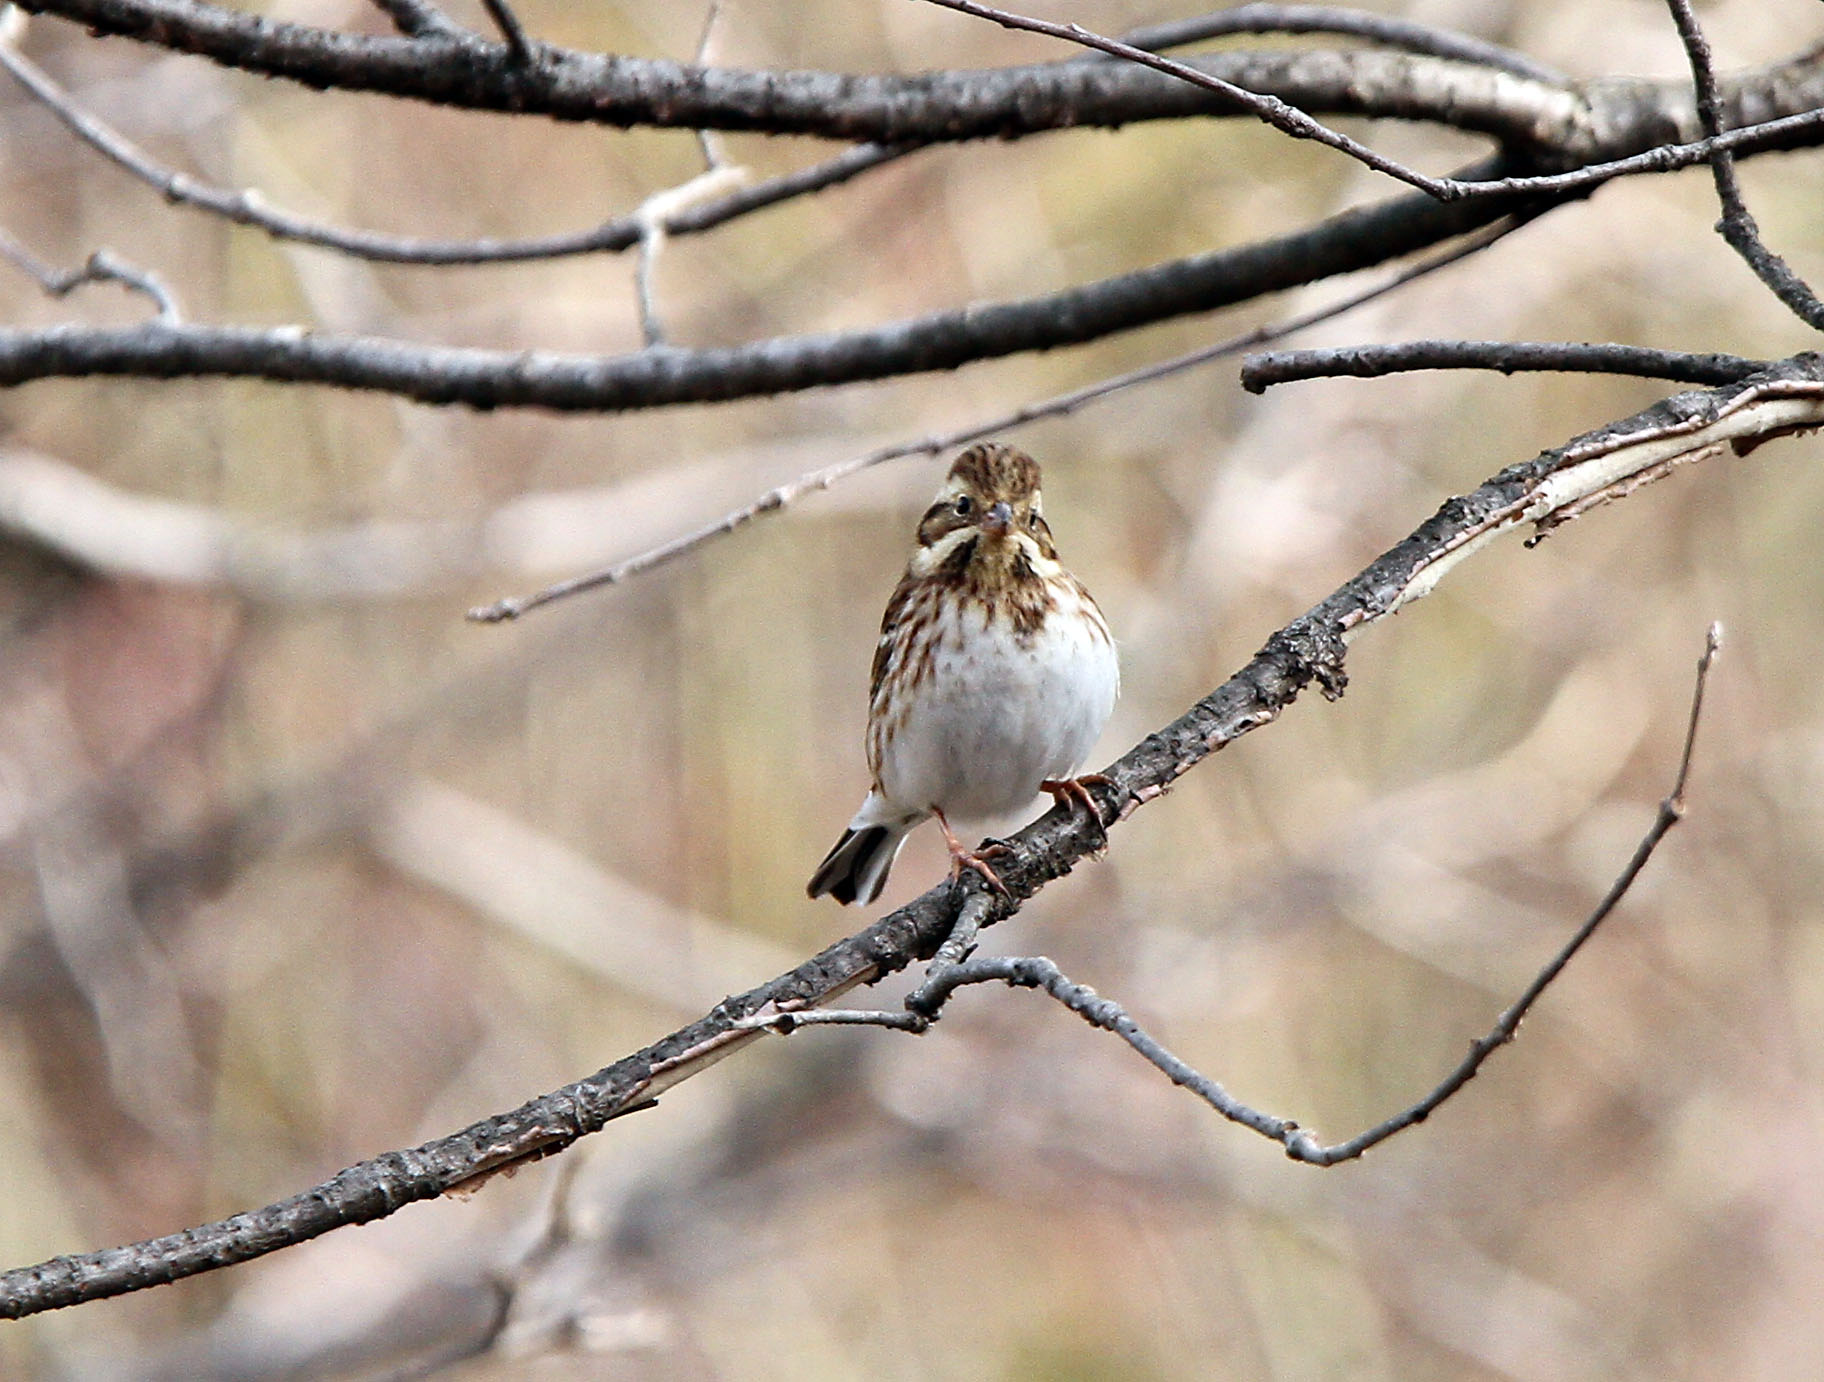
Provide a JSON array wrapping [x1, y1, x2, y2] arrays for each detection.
[[0, 24, 914, 265], [471, 217, 1527, 621], [885, 620, 1716, 1167], [475, 0, 530, 64], [0, 163, 1548, 409], [1115, 5, 1566, 84], [367, 0, 464, 41], [919, 0, 1458, 200], [0, 229, 179, 321], [1240, 340, 1769, 391], [13, 0, 1820, 161], [2, 355, 1816, 1319], [1665, 0, 1824, 330]]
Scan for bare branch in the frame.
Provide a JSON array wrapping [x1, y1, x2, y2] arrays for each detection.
[[0, 357, 1807, 1318], [1283, 622, 1723, 1164], [1665, 0, 1824, 330], [1117, 4, 1566, 84], [476, 0, 530, 64], [0, 27, 905, 266], [910, 953, 1301, 1139], [16, 0, 1819, 158], [0, 227, 178, 320], [1241, 340, 1768, 392], [919, 0, 1476, 200], [470, 216, 1528, 622], [367, 0, 464, 40], [691, 0, 731, 171], [630, 166, 749, 346], [0, 162, 1532, 409]]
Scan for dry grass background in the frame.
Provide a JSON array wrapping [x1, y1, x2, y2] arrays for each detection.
[[3, 0, 1824, 1377]]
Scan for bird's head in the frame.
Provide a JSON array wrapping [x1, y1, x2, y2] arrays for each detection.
[[913, 443, 1058, 573]]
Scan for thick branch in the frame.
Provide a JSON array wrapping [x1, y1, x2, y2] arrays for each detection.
[[13, 0, 1823, 161], [0, 169, 1538, 410], [4, 353, 1819, 1319]]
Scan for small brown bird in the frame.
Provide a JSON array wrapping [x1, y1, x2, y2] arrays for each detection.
[[808, 443, 1120, 905]]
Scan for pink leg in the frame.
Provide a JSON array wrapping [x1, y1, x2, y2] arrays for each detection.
[[933, 807, 1011, 896]]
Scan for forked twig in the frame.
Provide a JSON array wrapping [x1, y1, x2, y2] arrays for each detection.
[[2, 341, 1796, 1316], [478, 0, 532, 63], [0, 228, 179, 321], [918, 0, 1458, 200], [1663, 0, 1824, 331], [761, 625, 1724, 1165]]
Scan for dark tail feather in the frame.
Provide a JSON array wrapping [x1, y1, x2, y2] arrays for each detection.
[[807, 824, 901, 905]]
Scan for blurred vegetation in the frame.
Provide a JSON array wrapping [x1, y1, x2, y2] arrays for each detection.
[[3, 0, 1824, 1377]]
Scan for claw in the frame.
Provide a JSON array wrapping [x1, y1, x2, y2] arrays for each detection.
[[933, 808, 1011, 896], [1040, 774, 1113, 851]]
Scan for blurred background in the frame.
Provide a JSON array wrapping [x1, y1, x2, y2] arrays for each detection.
[[3, 0, 1824, 1376]]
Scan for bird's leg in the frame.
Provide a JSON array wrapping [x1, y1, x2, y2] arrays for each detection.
[[1039, 773, 1114, 850], [933, 807, 1011, 896]]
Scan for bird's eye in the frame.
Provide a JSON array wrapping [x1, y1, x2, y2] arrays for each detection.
[[952, 495, 973, 517], [1027, 511, 1040, 528]]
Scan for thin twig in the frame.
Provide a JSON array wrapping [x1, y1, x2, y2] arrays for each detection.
[[918, 0, 1457, 201], [925, 889, 993, 979], [906, 953, 1298, 1140], [0, 349, 1797, 1314], [2, 9, 854, 268], [477, 0, 531, 63], [1447, 107, 1824, 201], [0, 228, 179, 321], [1242, 340, 1769, 392], [898, 626, 1722, 1163], [692, 0, 731, 172], [1284, 622, 1723, 1163], [0, 18, 904, 266], [1113, 5, 1566, 84], [634, 3, 746, 346], [1664, 0, 1824, 331], [630, 167, 749, 347], [367, 0, 465, 39], [467, 216, 1525, 621]]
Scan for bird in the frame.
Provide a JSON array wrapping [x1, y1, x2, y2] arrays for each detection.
[[808, 442, 1120, 906]]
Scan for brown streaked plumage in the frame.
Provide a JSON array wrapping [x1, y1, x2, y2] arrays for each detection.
[[808, 442, 1120, 906]]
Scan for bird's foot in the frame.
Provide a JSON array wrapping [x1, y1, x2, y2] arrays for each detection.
[[1040, 774, 1113, 853], [933, 809, 1011, 897]]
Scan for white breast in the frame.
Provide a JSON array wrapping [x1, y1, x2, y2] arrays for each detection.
[[878, 582, 1118, 823]]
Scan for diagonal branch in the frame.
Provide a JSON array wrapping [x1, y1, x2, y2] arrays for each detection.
[[919, 0, 1456, 199], [3, 354, 1818, 1320], [886, 619, 1716, 1166], [0, 22, 915, 265], [1665, 0, 1824, 330], [469, 217, 1527, 621], [367, 0, 464, 40], [0, 161, 1545, 408]]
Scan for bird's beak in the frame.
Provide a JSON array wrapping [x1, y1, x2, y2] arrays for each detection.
[[983, 501, 1014, 537]]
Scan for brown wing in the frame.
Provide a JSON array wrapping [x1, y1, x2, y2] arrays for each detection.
[[868, 566, 920, 706]]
